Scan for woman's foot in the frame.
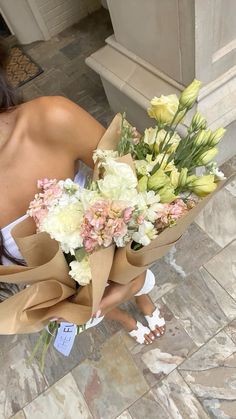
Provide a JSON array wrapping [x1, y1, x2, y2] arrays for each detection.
[[105, 307, 155, 345], [135, 294, 166, 337]]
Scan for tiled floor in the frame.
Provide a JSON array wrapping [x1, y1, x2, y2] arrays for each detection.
[[2, 8, 236, 419]]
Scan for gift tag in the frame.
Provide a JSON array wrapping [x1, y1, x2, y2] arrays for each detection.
[[54, 322, 77, 356]]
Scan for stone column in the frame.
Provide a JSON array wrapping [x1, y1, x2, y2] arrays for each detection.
[[86, 0, 236, 164]]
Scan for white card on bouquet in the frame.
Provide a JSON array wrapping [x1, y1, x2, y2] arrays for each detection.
[[54, 322, 77, 356]]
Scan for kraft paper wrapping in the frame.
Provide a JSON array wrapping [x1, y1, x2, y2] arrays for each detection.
[[0, 215, 115, 334]]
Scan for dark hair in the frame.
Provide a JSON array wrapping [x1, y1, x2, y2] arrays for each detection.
[[0, 39, 23, 266]]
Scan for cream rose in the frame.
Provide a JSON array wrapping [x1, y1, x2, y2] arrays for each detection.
[[148, 94, 183, 125]]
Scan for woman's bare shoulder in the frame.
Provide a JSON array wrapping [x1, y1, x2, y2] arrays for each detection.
[[19, 95, 106, 165]]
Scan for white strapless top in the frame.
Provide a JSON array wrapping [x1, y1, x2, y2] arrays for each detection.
[[1, 168, 89, 266]]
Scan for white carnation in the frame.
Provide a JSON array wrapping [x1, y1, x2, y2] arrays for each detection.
[[69, 258, 91, 286], [41, 202, 84, 253]]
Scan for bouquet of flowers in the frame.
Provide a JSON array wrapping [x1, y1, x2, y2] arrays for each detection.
[[0, 79, 228, 369]]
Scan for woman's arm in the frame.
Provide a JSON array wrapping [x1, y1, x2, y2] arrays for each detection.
[[34, 96, 106, 167]]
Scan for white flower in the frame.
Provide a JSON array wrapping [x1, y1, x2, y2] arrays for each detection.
[[40, 202, 84, 253], [135, 191, 162, 222], [132, 221, 157, 246], [207, 162, 226, 180], [135, 160, 150, 176], [69, 258, 91, 286], [79, 188, 101, 211], [98, 160, 138, 203], [93, 149, 118, 164], [144, 127, 158, 145]]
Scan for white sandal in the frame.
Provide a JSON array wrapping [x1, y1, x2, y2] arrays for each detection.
[[129, 321, 153, 344], [135, 269, 155, 296], [144, 307, 165, 335]]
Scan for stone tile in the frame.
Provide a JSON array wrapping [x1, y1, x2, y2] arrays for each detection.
[[0, 340, 47, 418], [195, 187, 236, 247], [220, 154, 236, 178], [225, 319, 236, 344], [179, 331, 236, 418], [204, 240, 236, 300], [129, 370, 209, 419], [27, 318, 121, 386], [148, 223, 220, 302], [11, 411, 25, 419], [72, 333, 149, 419], [116, 412, 132, 419], [162, 268, 236, 347], [60, 39, 81, 60], [124, 301, 196, 386], [24, 373, 92, 419], [34, 68, 71, 95], [225, 176, 236, 197]]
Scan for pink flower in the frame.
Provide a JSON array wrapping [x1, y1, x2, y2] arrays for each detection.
[[123, 207, 134, 223], [37, 178, 57, 190]]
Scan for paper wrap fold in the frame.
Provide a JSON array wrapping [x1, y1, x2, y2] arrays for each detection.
[[0, 114, 227, 334]]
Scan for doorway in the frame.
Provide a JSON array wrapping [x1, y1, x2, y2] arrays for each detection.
[[0, 13, 11, 38]]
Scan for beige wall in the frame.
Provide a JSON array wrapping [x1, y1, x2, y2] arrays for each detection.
[[35, 0, 101, 37]]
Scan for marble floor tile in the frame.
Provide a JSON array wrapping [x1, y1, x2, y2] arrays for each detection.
[[195, 187, 236, 247], [27, 318, 121, 387], [0, 340, 47, 418], [162, 268, 236, 347], [225, 176, 236, 197], [116, 412, 132, 419], [11, 411, 25, 419], [204, 240, 236, 300], [125, 302, 196, 386], [225, 319, 236, 344], [179, 331, 236, 418], [148, 223, 220, 301], [72, 333, 149, 419], [220, 154, 236, 178], [129, 370, 209, 419], [24, 373, 92, 419]]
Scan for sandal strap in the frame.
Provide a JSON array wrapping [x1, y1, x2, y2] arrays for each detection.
[[144, 307, 165, 331], [129, 321, 151, 344]]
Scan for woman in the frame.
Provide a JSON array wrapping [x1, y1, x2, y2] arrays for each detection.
[[0, 40, 165, 345]]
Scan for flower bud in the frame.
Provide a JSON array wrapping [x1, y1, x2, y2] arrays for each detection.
[[170, 169, 180, 188], [193, 130, 208, 148], [188, 175, 217, 197], [178, 168, 188, 187], [208, 127, 226, 146], [147, 169, 170, 191], [179, 79, 202, 110], [190, 111, 207, 132], [138, 175, 148, 192], [158, 186, 177, 203], [197, 147, 218, 165]]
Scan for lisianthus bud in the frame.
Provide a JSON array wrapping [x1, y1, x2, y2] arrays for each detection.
[[190, 111, 207, 132], [188, 175, 217, 197], [138, 175, 148, 192], [147, 94, 184, 125], [158, 186, 177, 203], [170, 169, 180, 188], [208, 127, 226, 146], [197, 147, 218, 165], [148, 169, 170, 191], [193, 130, 208, 147], [178, 168, 188, 187], [179, 79, 202, 110]]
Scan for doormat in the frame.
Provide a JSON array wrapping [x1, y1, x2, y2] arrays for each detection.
[[6, 45, 43, 88]]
